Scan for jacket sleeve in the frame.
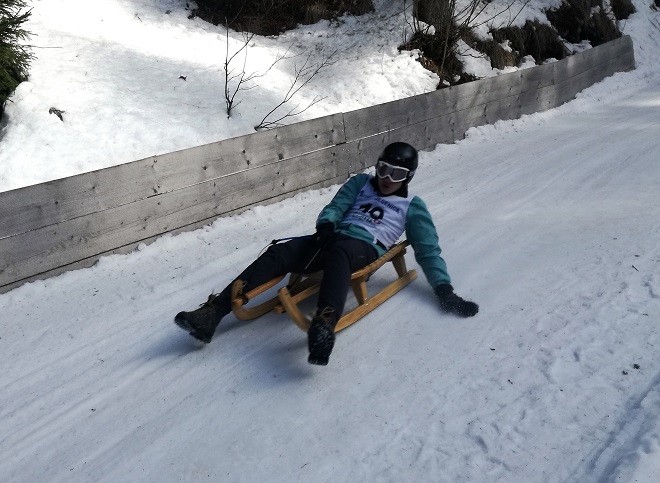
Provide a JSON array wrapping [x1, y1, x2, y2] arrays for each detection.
[[316, 174, 368, 227], [405, 196, 451, 287]]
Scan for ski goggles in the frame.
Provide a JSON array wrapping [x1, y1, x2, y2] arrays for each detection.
[[376, 160, 411, 183]]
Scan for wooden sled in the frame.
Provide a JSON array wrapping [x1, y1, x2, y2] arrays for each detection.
[[230, 240, 417, 333]]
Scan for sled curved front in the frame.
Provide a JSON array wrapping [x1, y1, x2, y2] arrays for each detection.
[[230, 277, 284, 321]]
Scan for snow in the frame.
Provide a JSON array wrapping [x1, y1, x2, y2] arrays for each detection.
[[1, 0, 659, 481]]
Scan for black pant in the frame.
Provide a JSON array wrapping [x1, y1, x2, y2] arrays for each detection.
[[218, 235, 378, 325]]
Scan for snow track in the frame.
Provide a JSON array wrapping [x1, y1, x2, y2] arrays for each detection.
[[1, 1, 659, 480]]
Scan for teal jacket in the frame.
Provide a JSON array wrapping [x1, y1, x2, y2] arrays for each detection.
[[317, 173, 451, 287]]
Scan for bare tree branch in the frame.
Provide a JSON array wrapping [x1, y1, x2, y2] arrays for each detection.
[[254, 49, 337, 130], [223, 23, 294, 118]]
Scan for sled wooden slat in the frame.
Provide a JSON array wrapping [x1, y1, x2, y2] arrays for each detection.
[[350, 240, 411, 279], [334, 270, 417, 332], [243, 276, 286, 300], [228, 241, 417, 332]]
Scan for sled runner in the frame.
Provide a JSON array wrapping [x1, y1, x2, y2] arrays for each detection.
[[230, 240, 417, 332]]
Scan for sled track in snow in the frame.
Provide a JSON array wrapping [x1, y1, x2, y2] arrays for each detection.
[[569, 371, 660, 482]]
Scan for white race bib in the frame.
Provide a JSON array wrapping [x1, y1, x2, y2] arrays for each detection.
[[340, 181, 412, 248]]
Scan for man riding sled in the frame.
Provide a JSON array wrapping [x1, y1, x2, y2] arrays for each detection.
[[175, 142, 478, 365]]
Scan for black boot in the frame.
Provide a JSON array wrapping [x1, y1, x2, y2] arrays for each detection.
[[174, 293, 231, 343], [307, 308, 336, 366]]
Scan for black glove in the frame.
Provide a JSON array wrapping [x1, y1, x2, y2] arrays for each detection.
[[315, 222, 336, 249], [434, 284, 479, 317]]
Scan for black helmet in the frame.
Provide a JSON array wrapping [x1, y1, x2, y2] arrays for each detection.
[[378, 142, 418, 182]]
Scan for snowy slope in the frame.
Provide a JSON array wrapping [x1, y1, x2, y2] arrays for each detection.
[[1, 0, 659, 481]]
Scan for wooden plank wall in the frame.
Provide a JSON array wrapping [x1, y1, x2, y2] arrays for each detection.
[[0, 36, 634, 293], [0, 114, 349, 291]]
